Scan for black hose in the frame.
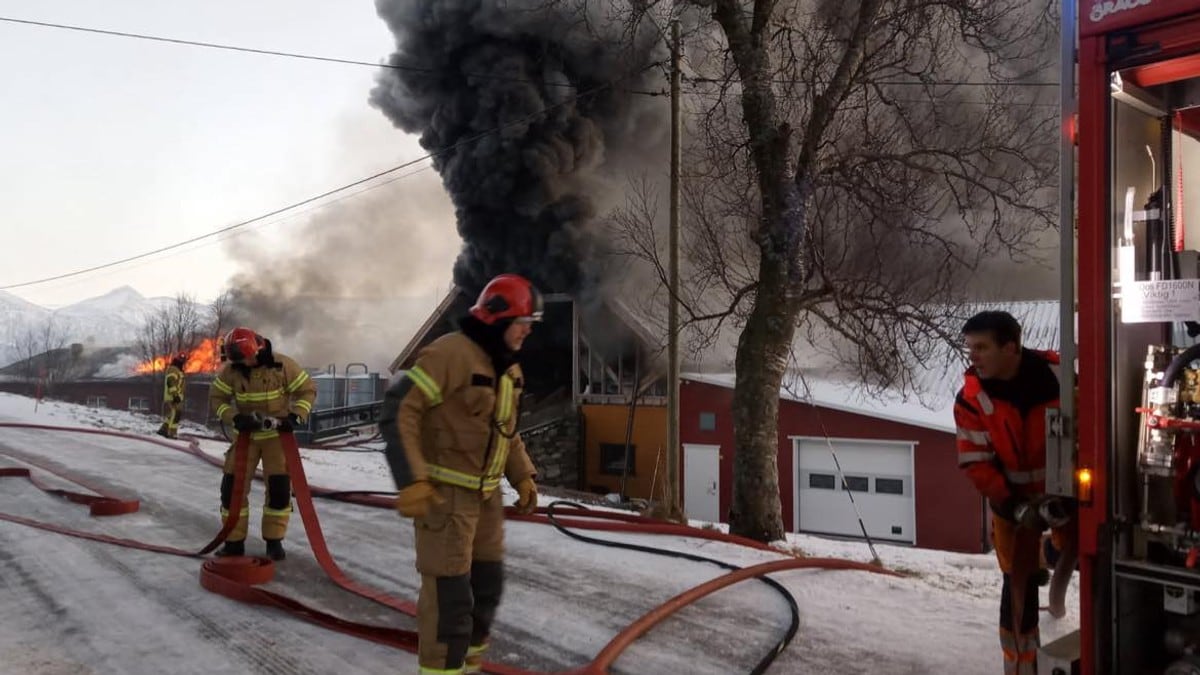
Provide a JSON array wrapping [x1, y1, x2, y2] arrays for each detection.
[[312, 490, 397, 499], [1163, 343, 1200, 388], [545, 500, 799, 675]]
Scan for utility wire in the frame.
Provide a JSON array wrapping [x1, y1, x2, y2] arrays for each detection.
[[1, 16, 1052, 91], [0, 59, 665, 291], [0, 15, 665, 95], [685, 74, 1060, 88]]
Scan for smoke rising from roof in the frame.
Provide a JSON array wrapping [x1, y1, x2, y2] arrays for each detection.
[[370, 0, 668, 296], [224, 163, 458, 371]]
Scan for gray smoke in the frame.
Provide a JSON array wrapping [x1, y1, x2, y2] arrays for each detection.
[[224, 165, 458, 371], [370, 0, 667, 295]]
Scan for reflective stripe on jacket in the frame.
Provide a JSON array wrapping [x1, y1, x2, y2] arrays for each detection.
[[381, 332, 536, 495], [954, 348, 1060, 503]]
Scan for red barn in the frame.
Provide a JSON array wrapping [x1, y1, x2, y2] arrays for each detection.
[[677, 301, 1059, 554]]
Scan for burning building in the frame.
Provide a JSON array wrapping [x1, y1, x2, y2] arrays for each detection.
[[373, 1, 672, 497]]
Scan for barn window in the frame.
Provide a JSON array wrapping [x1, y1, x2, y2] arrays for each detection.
[[698, 412, 717, 431], [875, 478, 905, 495], [86, 396, 107, 408], [128, 397, 150, 412], [841, 475, 869, 492], [808, 473, 836, 489], [599, 443, 635, 476]]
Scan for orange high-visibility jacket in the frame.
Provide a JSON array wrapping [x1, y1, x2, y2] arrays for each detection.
[[954, 349, 1061, 503]]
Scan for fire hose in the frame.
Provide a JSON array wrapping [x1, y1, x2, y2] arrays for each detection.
[[0, 421, 900, 673]]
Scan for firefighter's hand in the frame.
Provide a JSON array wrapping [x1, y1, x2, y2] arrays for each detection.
[[1011, 496, 1071, 530], [1012, 500, 1044, 530], [231, 413, 260, 432], [275, 413, 302, 432], [172, 395, 182, 404], [514, 478, 538, 515], [395, 481, 443, 519]]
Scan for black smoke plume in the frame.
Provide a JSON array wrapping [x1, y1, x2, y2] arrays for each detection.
[[370, 0, 666, 295]]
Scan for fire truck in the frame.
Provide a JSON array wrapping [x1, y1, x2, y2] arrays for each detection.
[[1052, 1, 1200, 673]]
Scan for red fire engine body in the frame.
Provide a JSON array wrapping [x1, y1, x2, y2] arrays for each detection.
[[1067, 2, 1200, 673]]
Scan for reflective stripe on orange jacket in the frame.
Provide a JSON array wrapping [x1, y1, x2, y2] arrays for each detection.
[[954, 349, 1060, 503]]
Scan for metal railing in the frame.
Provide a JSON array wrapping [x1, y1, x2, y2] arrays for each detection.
[[299, 400, 382, 443]]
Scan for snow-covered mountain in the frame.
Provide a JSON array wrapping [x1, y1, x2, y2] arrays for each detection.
[[0, 286, 177, 368]]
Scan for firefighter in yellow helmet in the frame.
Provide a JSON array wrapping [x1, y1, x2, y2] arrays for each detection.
[[208, 327, 316, 561], [381, 274, 541, 675], [156, 352, 188, 439]]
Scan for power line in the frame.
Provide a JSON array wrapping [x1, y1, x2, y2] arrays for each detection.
[[685, 74, 1059, 88], [0, 60, 665, 291], [0, 15, 666, 95]]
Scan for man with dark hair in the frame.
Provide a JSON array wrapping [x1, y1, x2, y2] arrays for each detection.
[[381, 273, 541, 675], [954, 310, 1075, 675]]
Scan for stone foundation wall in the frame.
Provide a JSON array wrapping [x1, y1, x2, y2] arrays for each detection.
[[519, 400, 581, 489]]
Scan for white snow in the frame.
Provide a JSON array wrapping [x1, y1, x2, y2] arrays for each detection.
[[0, 392, 1080, 674]]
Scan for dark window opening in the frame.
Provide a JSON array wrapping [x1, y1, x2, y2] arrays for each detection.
[[600, 443, 635, 476], [842, 475, 869, 492], [875, 478, 905, 495], [809, 473, 836, 489], [698, 412, 717, 431]]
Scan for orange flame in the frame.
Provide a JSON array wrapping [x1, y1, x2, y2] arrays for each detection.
[[134, 338, 221, 375]]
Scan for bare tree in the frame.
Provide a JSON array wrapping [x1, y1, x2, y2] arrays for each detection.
[[206, 289, 242, 366], [603, 0, 1057, 540], [11, 317, 74, 393], [135, 293, 205, 382]]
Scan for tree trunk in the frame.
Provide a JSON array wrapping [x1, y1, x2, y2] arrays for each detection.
[[729, 267, 797, 542]]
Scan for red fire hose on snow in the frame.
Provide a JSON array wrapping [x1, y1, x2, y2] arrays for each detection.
[[0, 421, 899, 674]]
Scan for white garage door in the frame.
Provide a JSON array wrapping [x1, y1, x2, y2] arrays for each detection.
[[794, 437, 915, 544]]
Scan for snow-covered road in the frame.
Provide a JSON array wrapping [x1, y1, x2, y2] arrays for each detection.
[[0, 393, 1080, 674]]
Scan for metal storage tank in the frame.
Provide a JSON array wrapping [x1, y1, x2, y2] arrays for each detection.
[[313, 372, 337, 411]]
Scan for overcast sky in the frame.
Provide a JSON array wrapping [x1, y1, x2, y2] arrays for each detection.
[[0, 1, 453, 308]]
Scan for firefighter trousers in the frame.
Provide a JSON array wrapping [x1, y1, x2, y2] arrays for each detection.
[[992, 514, 1075, 674], [159, 402, 182, 438], [220, 435, 292, 542], [413, 484, 505, 672]]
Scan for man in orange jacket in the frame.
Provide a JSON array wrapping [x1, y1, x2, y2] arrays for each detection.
[[955, 311, 1075, 675], [380, 274, 541, 675]]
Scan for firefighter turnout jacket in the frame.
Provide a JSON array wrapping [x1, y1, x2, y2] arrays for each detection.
[[208, 352, 316, 441], [164, 365, 184, 405], [954, 348, 1061, 504], [382, 332, 536, 495]]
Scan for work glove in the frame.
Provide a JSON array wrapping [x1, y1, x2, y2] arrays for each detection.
[[231, 413, 260, 432], [1010, 496, 1073, 531], [172, 395, 182, 404], [514, 478, 538, 515], [395, 481, 444, 518], [275, 413, 302, 432]]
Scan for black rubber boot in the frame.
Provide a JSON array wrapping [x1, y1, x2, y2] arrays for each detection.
[[215, 539, 245, 557], [265, 539, 286, 561]]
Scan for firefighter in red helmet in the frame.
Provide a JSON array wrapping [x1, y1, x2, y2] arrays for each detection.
[[156, 352, 188, 439], [380, 273, 542, 674], [208, 327, 316, 561]]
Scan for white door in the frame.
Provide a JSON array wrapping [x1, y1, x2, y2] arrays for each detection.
[[683, 444, 720, 523], [794, 438, 915, 544]]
